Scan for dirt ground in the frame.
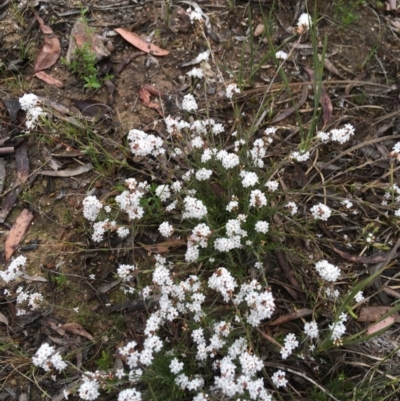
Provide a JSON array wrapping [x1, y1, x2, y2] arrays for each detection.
[[1, 0, 400, 399]]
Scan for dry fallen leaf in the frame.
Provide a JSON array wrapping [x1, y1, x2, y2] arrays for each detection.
[[35, 71, 64, 88], [367, 317, 395, 335], [58, 323, 95, 341], [115, 28, 170, 56], [139, 86, 164, 116], [34, 36, 61, 72], [0, 312, 8, 326], [254, 23, 265, 37], [39, 163, 93, 177], [358, 306, 400, 322], [4, 209, 34, 261], [142, 239, 186, 254]]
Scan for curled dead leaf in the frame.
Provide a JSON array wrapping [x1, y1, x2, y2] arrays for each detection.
[[35, 71, 64, 88], [139, 87, 164, 116]]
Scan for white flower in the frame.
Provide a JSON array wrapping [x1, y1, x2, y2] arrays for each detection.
[[297, 13, 312, 32], [226, 200, 239, 212], [182, 196, 208, 219], [304, 321, 319, 339], [255, 221, 269, 233], [208, 267, 237, 302], [170, 358, 184, 374], [249, 189, 267, 207], [330, 124, 355, 144], [226, 83, 240, 99], [117, 227, 130, 238], [216, 150, 239, 169], [182, 93, 198, 112], [32, 343, 67, 372], [354, 291, 364, 303], [291, 150, 310, 162], [275, 51, 288, 60], [79, 379, 100, 401], [195, 168, 212, 181], [0, 255, 27, 283], [191, 136, 204, 149], [271, 370, 288, 388], [158, 221, 174, 238], [187, 67, 204, 79], [189, 223, 212, 248], [82, 196, 103, 222], [240, 171, 259, 188], [280, 333, 298, 359], [286, 201, 298, 216], [329, 314, 347, 342], [315, 260, 341, 282], [118, 388, 142, 401], [317, 131, 330, 142], [310, 203, 332, 221], [19, 93, 39, 110], [155, 184, 171, 202], [341, 199, 353, 209], [127, 129, 164, 157], [117, 264, 137, 281], [187, 7, 203, 23], [265, 180, 279, 192]]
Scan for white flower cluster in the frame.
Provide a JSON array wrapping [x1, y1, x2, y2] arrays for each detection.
[[79, 375, 101, 401], [250, 189, 267, 208], [187, 67, 204, 79], [158, 221, 174, 238], [280, 333, 299, 359], [271, 370, 288, 388], [83, 196, 103, 222], [315, 259, 341, 282], [265, 180, 279, 192], [214, 218, 247, 252], [291, 150, 311, 162], [0, 255, 27, 283], [264, 127, 277, 144], [226, 83, 240, 99], [354, 291, 364, 303], [116, 178, 149, 220], [310, 203, 332, 221], [286, 201, 298, 216], [329, 313, 347, 343], [240, 170, 259, 188], [127, 129, 164, 157], [32, 343, 67, 372], [249, 139, 267, 168], [117, 264, 137, 281], [304, 321, 319, 339], [255, 221, 269, 234], [186, 7, 203, 23], [182, 93, 198, 112], [16, 287, 44, 314], [186, 223, 212, 262], [216, 150, 239, 169], [208, 267, 238, 302], [155, 184, 172, 201], [19, 93, 46, 131], [182, 196, 208, 219], [317, 124, 355, 144], [275, 51, 288, 60], [297, 13, 312, 34]]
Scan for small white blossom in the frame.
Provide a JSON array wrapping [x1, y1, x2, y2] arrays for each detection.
[[187, 67, 204, 79], [265, 180, 279, 192], [315, 260, 341, 282], [291, 150, 310, 162], [271, 370, 288, 388], [354, 291, 365, 303], [304, 321, 319, 339], [195, 168, 212, 181], [275, 51, 288, 60], [240, 171, 259, 188], [255, 221, 269, 234], [226, 83, 240, 99], [310, 203, 332, 221], [286, 201, 298, 216], [158, 222, 174, 238], [182, 93, 198, 112], [249, 190, 267, 208]]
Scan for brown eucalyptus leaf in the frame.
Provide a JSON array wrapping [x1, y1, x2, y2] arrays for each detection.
[[367, 317, 395, 335], [35, 71, 64, 88], [115, 28, 170, 56], [358, 306, 400, 322], [33, 35, 61, 72], [142, 239, 186, 254], [4, 209, 34, 261], [58, 323, 94, 341]]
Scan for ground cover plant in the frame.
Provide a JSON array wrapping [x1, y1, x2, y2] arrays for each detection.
[[1, 0, 400, 400]]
